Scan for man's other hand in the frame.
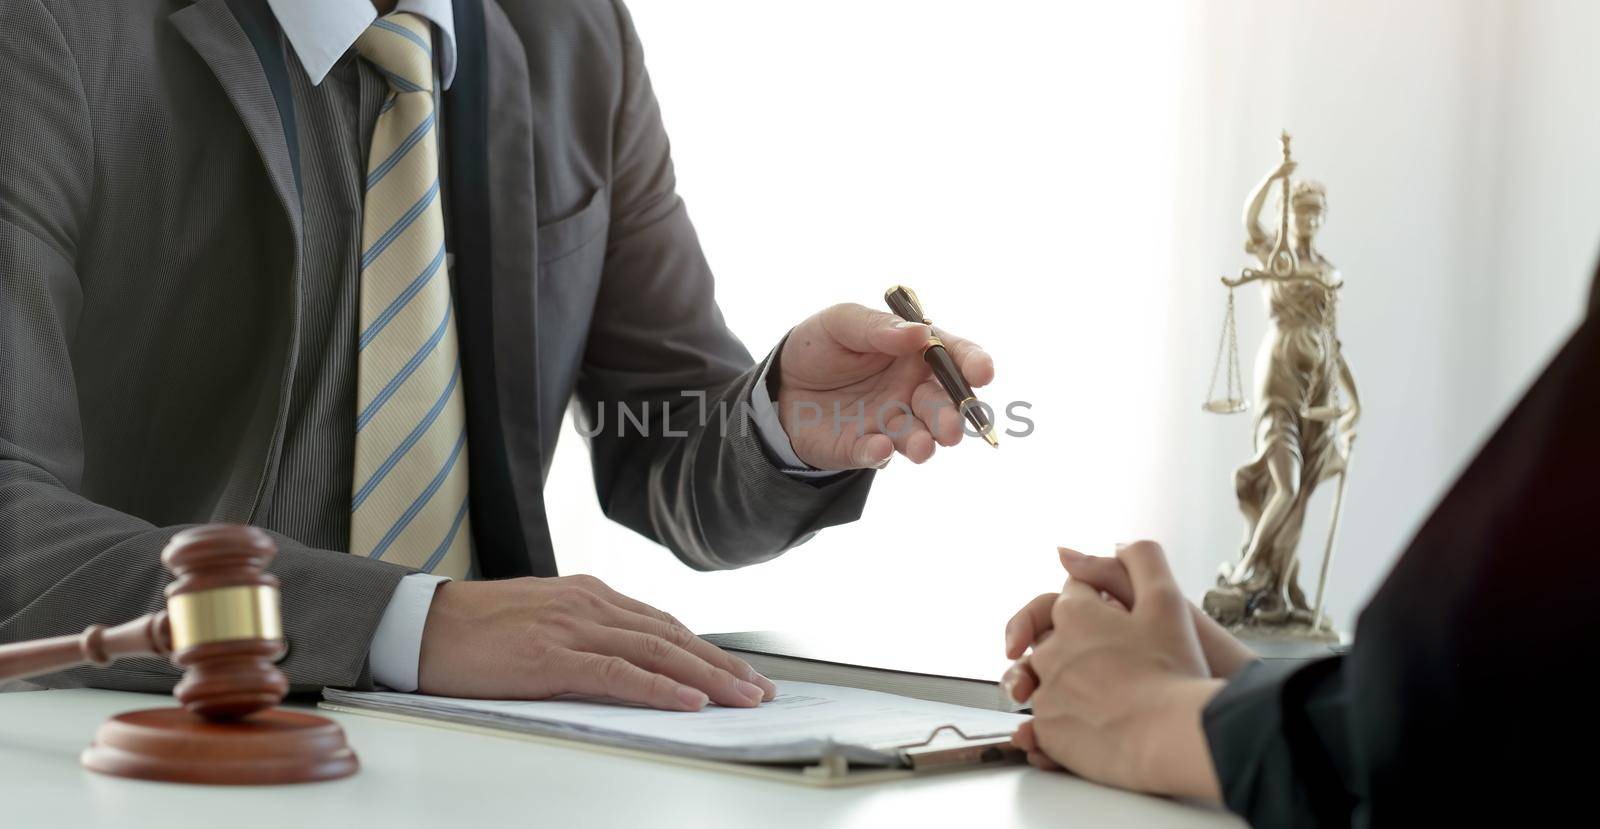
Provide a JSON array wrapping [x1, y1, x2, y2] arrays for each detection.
[[777, 303, 995, 468], [416, 575, 777, 710]]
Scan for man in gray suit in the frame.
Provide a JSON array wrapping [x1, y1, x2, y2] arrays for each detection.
[[0, 0, 995, 709]]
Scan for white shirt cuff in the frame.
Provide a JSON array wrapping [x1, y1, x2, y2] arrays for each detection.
[[370, 573, 449, 692], [750, 358, 840, 479]]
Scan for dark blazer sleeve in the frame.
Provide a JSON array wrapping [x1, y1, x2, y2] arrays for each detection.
[[571, 0, 875, 571], [0, 1, 405, 693], [1203, 658, 1357, 825], [1202, 271, 1600, 826]]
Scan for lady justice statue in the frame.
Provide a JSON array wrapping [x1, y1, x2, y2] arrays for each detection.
[[1200, 133, 1361, 639]]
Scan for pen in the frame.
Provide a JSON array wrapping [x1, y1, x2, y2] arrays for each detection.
[[883, 285, 999, 448]]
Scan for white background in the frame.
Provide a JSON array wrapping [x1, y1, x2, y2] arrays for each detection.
[[548, 0, 1600, 644]]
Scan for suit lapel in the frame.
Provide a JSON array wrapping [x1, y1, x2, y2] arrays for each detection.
[[170, 0, 305, 523], [447, 0, 556, 576], [170, 0, 302, 242]]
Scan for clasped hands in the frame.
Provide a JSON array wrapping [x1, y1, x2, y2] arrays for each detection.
[[1002, 542, 1258, 802], [415, 303, 992, 709]]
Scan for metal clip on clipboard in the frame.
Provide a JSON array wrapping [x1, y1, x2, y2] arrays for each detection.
[[800, 725, 1024, 781]]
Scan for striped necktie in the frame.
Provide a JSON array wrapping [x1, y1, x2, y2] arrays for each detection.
[[348, 13, 472, 579]]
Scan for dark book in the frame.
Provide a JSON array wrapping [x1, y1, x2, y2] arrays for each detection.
[[703, 630, 1024, 713]]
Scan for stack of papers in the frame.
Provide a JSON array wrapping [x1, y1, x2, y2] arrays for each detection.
[[322, 680, 1028, 767]]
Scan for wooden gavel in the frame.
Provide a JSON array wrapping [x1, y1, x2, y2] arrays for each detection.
[[0, 525, 358, 784]]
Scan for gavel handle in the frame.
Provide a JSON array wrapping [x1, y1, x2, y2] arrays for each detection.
[[0, 611, 172, 684]]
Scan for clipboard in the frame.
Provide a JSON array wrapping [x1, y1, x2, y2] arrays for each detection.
[[317, 701, 1024, 788]]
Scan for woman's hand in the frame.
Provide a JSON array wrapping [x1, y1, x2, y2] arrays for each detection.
[[1006, 542, 1227, 801], [1002, 546, 1255, 704]]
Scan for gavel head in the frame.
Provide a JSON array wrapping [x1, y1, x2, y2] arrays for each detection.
[[160, 525, 289, 721]]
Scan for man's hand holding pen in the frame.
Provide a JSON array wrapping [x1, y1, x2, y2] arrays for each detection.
[[775, 298, 996, 469]]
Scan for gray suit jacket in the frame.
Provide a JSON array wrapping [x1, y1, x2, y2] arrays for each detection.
[[0, 0, 873, 692]]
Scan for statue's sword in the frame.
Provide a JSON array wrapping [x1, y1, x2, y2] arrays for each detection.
[[1311, 435, 1355, 632]]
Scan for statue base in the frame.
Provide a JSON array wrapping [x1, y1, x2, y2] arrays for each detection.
[[1227, 622, 1348, 660]]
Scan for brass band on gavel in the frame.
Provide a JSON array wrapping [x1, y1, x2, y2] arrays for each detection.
[[165, 584, 282, 652]]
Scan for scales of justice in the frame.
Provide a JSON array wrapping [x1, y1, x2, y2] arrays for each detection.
[[1199, 132, 1360, 644]]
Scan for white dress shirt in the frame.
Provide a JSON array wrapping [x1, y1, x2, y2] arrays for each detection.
[[267, 0, 827, 692]]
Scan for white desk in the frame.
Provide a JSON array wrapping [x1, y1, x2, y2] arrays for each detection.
[[1, 689, 1242, 828]]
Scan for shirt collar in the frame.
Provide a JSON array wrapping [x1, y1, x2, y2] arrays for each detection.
[[265, 0, 458, 90]]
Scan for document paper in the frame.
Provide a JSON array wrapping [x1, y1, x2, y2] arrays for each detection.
[[322, 680, 1028, 766]]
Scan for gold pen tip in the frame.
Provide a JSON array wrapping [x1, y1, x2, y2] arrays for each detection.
[[983, 429, 999, 448]]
